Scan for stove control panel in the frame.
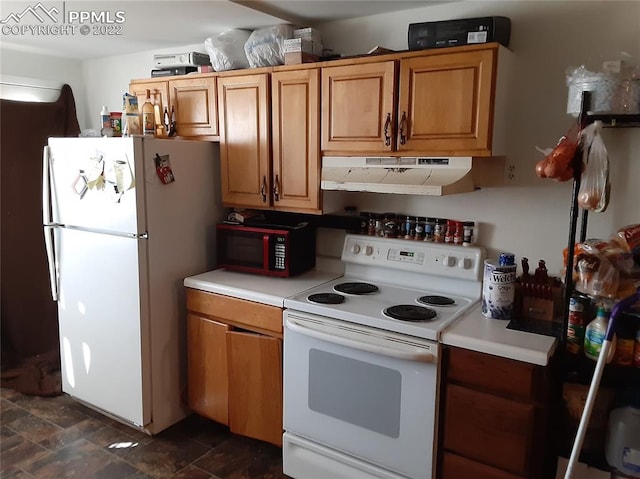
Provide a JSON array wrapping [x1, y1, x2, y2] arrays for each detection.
[[341, 234, 485, 281]]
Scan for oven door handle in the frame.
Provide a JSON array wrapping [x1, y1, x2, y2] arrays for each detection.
[[285, 318, 435, 363]]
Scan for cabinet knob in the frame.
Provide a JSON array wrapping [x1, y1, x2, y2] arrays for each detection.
[[383, 112, 392, 147], [261, 176, 267, 203], [399, 111, 407, 145]]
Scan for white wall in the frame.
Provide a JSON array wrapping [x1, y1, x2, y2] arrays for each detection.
[[317, 0, 640, 275], [0, 48, 87, 127]]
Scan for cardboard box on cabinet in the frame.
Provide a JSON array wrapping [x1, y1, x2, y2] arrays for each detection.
[[283, 38, 322, 65]]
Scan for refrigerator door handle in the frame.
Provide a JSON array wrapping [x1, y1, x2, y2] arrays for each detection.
[[42, 146, 52, 225], [42, 146, 58, 301], [43, 225, 58, 301]]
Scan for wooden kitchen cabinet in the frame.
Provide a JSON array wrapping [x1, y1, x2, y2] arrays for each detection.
[[185, 288, 283, 446], [438, 346, 554, 479], [218, 68, 322, 213], [321, 61, 396, 153], [217, 72, 271, 209], [322, 43, 500, 157], [129, 74, 218, 139], [271, 68, 321, 213]]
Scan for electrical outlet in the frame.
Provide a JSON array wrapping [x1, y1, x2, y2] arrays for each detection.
[[507, 164, 516, 180]]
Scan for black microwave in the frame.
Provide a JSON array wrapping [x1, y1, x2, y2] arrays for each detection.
[[216, 222, 316, 277]]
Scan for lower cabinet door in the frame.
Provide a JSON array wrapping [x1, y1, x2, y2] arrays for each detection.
[[227, 331, 283, 446], [441, 452, 525, 479], [187, 314, 229, 425], [443, 384, 535, 476]]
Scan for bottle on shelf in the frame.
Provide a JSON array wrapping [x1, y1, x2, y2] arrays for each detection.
[[566, 293, 588, 355], [584, 306, 616, 362], [142, 89, 155, 136], [153, 91, 164, 137], [100, 105, 110, 132]]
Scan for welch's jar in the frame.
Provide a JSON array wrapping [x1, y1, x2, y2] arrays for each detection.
[[482, 252, 517, 320]]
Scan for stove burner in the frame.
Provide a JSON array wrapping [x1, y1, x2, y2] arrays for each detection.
[[334, 282, 379, 295], [417, 295, 455, 306], [308, 293, 345, 304], [384, 305, 437, 321]]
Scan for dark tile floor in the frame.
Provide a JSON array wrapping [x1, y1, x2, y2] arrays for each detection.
[[0, 388, 287, 478]]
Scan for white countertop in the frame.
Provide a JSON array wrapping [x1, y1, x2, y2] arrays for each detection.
[[441, 303, 558, 366], [183, 257, 345, 307]]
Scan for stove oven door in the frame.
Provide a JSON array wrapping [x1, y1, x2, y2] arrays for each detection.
[[283, 310, 439, 479]]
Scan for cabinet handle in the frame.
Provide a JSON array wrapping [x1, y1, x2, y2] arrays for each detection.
[[273, 174, 280, 202], [399, 111, 407, 145], [261, 176, 267, 203], [383, 112, 392, 146]]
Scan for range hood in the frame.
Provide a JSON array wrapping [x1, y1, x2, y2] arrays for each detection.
[[321, 156, 505, 196]]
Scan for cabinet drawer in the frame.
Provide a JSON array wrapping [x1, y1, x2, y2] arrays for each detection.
[[446, 347, 543, 401], [443, 384, 535, 476], [186, 289, 282, 334], [440, 452, 525, 479]]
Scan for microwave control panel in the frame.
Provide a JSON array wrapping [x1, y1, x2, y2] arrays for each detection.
[[274, 235, 286, 270]]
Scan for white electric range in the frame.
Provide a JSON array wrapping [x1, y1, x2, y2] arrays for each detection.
[[282, 234, 485, 479]]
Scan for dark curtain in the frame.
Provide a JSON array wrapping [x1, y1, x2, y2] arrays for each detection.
[[1, 84, 80, 395]]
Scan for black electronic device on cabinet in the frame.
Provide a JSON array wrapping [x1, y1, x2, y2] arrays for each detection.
[[408, 16, 511, 51]]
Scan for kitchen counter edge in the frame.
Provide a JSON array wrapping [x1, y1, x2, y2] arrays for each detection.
[[441, 303, 558, 366], [183, 258, 344, 308]]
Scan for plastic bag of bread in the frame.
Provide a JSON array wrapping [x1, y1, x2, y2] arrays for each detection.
[[572, 241, 620, 298], [577, 121, 610, 212], [612, 224, 640, 255], [565, 237, 638, 298]]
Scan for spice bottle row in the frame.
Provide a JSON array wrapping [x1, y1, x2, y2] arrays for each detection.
[[356, 211, 476, 246]]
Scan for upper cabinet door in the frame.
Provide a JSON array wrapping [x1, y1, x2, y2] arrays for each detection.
[[218, 73, 271, 209], [322, 61, 397, 154], [272, 69, 321, 214], [397, 48, 497, 156], [169, 76, 218, 138], [129, 80, 169, 118]]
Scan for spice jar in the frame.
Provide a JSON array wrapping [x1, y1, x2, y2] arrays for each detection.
[[433, 218, 446, 243], [444, 220, 455, 243], [424, 218, 435, 241], [462, 221, 475, 246], [383, 213, 398, 238], [402, 215, 416, 239], [453, 221, 463, 245], [367, 213, 377, 236], [374, 214, 384, 237], [415, 217, 426, 241]]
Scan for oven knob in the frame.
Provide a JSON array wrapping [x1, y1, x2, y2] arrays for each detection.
[[459, 257, 472, 269], [351, 244, 361, 254], [444, 255, 456, 267], [364, 245, 374, 256]]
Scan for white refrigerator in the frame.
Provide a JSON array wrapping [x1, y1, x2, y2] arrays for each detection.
[[42, 137, 222, 434]]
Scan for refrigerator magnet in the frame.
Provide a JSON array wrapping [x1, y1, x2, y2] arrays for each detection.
[[154, 153, 175, 184]]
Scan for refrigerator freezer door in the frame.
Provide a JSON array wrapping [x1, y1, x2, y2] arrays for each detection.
[[48, 138, 144, 235], [56, 226, 150, 427]]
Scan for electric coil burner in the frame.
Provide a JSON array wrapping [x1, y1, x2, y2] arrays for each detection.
[[417, 295, 456, 306], [308, 293, 345, 304], [284, 234, 485, 342], [334, 282, 379, 295], [383, 304, 437, 321]]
